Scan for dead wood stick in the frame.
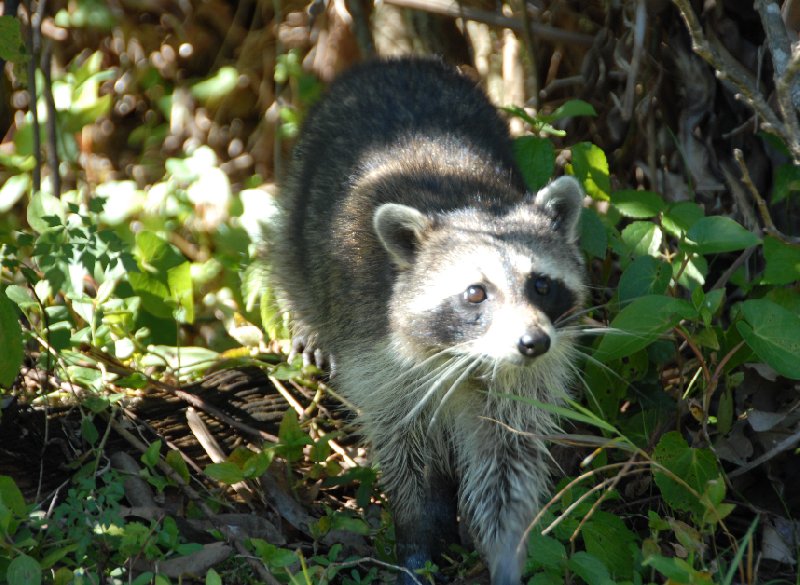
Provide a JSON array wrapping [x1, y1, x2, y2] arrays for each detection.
[[383, 0, 594, 46]]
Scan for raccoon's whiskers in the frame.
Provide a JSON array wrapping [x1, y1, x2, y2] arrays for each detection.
[[427, 357, 483, 433], [401, 353, 470, 424]]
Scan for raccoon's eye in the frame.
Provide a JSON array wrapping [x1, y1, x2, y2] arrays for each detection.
[[464, 284, 487, 304], [533, 276, 551, 296]]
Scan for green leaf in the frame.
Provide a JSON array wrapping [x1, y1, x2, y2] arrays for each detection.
[[141, 439, 162, 468], [772, 162, 800, 204], [0, 16, 26, 62], [27, 191, 65, 233], [661, 201, 704, 237], [762, 235, 800, 285], [249, 539, 298, 569], [204, 462, 245, 485], [579, 207, 607, 259], [736, 299, 800, 379], [611, 189, 666, 218], [165, 450, 191, 484], [594, 295, 694, 362], [276, 409, 312, 462], [7, 554, 41, 585], [206, 569, 222, 585], [166, 262, 194, 324], [539, 99, 597, 122], [652, 432, 719, 518], [581, 511, 637, 579], [568, 142, 610, 201], [685, 216, 761, 254], [192, 67, 238, 102], [513, 136, 555, 191], [619, 221, 663, 262], [567, 552, 614, 585], [0, 288, 24, 387], [618, 256, 671, 303], [526, 532, 566, 571], [0, 174, 30, 213]]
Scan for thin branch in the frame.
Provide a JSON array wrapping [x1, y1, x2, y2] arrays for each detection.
[[755, 0, 800, 108], [383, 0, 594, 46], [41, 39, 60, 197], [22, 0, 42, 191]]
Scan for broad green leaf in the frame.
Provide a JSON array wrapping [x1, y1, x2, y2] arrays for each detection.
[[661, 201, 704, 237], [27, 191, 65, 233], [594, 295, 694, 362], [619, 221, 662, 261], [141, 439, 162, 468], [539, 99, 597, 122], [513, 136, 554, 191], [568, 142, 610, 201], [0, 174, 30, 213], [567, 552, 614, 585], [165, 450, 191, 484], [737, 299, 800, 379], [772, 162, 800, 204], [685, 216, 761, 254], [652, 432, 719, 518], [0, 16, 26, 62], [167, 262, 194, 323], [581, 511, 637, 579], [762, 235, 800, 285], [206, 569, 222, 585], [276, 409, 312, 462], [526, 532, 567, 571], [642, 555, 697, 583], [204, 462, 245, 485], [7, 554, 41, 585], [611, 189, 666, 218], [0, 288, 24, 387], [579, 207, 607, 259], [618, 256, 671, 303]]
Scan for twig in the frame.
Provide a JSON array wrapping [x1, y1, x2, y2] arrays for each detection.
[[109, 417, 283, 585], [671, 0, 800, 162], [728, 426, 800, 478], [344, 0, 375, 57], [22, 0, 42, 191], [41, 38, 60, 198], [733, 149, 800, 243], [383, 0, 594, 46], [755, 0, 800, 109]]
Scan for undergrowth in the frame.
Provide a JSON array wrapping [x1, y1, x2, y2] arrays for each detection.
[[1, 8, 799, 585]]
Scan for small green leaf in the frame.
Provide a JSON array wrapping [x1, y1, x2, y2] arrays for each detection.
[[513, 136, 555, 191], [0, 288, 24, 387], [539, 99, 597, 122], [579, 207, 607, 259], [762, 235, 800, 285], [276, 409, 312, 462], [611, 189, 666, 218], [569, 142, 610, 201], [772, 162, 800, 204], [0, 174, 30, 213], [0, 16, 26, 62], [27, 191, 65, 233], [141, 439, 162, 468], [192, 67, 238, 102], [206, 569, 222, 585], [166, 450, 191, 484], [204, 462, 245, 485], [661, 201, 704, 237], [737, 299, 800, 379], [594, 295, 694, 362], [685, 216, 761, 254], [7, 554, 41, 585], [249, 539, 298, 569]]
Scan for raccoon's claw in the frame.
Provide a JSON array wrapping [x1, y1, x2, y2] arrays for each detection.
[[288, 336, 329, 370]]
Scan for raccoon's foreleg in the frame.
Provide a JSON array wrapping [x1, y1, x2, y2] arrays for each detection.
[[371, 427, 458, 584], [457, 421, 550, 585]]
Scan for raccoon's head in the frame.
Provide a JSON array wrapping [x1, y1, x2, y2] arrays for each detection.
[[374, 176, 587, 369]]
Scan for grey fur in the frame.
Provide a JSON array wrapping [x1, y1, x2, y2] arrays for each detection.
[[269, 57, 587, 585]]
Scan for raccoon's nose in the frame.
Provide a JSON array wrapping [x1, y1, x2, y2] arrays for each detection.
[[518, 331, 551, 357]]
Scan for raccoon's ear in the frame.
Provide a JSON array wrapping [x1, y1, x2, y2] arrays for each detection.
[[373, 203, 431, 269], [534, 176, 584, 242]]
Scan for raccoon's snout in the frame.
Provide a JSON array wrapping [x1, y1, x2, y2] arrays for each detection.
[[518, 329, 551, 357]]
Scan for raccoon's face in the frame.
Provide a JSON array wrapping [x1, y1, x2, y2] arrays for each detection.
[[374, 176, 587, 366]]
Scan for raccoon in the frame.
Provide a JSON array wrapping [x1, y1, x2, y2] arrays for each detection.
[[270, 57, 587, 585]]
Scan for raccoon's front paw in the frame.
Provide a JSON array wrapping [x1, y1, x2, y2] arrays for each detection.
[[289, 336, 329, 370]]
